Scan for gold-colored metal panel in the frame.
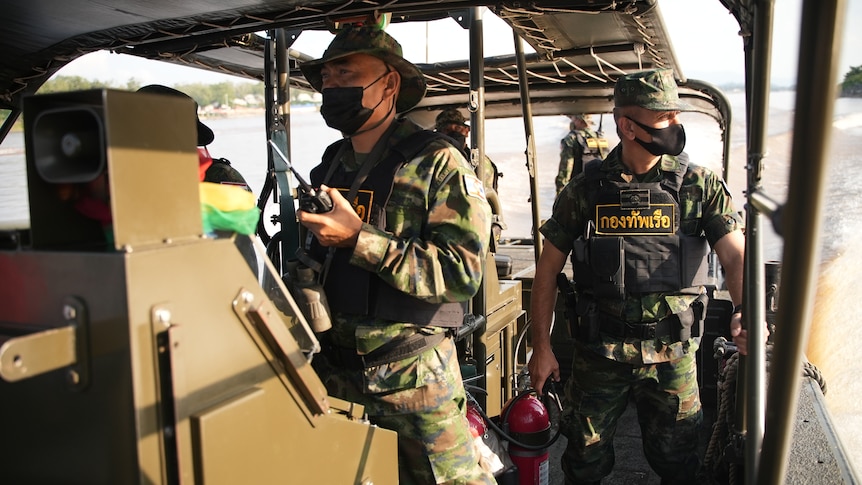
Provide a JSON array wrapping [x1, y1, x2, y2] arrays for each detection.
[[483, 333, 505, 416], [481, 257, 524, 416], [125, 238, 397, 484], [232, 288, 330, 417], [104, 90, 202, 250], [191, 387, 279, 485], [0, 325, 76, 382]]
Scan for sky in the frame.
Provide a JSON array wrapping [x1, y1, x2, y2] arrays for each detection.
[[57, 1, 862, 89]]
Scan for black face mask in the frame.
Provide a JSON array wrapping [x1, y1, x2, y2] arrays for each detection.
[[445, 131, 467, 150], [319, 71, 389, 135], [626, 116, 686, 156]]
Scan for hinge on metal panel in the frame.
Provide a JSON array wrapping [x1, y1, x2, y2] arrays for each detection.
[[0, 296, 89, 390]]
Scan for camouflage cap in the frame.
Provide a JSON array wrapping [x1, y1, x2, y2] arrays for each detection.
[[435, 109, 469, 129], [299, 26, 426, 113], [137, 84, 214, 146], [613, 69, 693, 111]]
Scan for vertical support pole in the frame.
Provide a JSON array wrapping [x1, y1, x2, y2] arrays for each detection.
[[469, 7, 488, 411], [513, 31, 542, 260], [758, 1, 845, 482], [264, 30, 299, 275], [738, 0, 775, 481]]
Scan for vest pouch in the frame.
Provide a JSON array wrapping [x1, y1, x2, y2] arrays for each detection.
[[374, 283, 467, 327], [677, 292, 709, 341], [623, 235, 680, 294], [590, 237, 625, 299], [571, 237, 593, 289], [323, 248, 373, 315], [680, 235, 711, 287]]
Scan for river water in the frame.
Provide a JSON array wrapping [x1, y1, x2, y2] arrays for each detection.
[[2, 90, 862, 471]]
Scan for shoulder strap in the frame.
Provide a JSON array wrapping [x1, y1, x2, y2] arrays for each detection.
[[660, 152, 689, 196], [311, 138, 349, 186], [580, 158, 605, 217]]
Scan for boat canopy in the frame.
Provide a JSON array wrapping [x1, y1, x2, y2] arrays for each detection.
[[1, 0, 726, 126]]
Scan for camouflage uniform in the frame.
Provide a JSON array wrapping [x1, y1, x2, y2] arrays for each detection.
[[539, 69, 744, 483], [556, 115, 607, 195], [301, 27, 494, 485]]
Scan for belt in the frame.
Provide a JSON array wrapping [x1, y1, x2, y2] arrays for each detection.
[[597, 293, 708, 341], [322, 332, 447, 369], [598, 314, 676, 340]]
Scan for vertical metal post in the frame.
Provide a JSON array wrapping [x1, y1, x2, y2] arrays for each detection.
[[469, 8, 486, 201], [469, 7, 488, 411], [513, 32, 542, 260], [264, 30, 299, 275], [758, 1, 845, 482], [739, 0, 775, 481]]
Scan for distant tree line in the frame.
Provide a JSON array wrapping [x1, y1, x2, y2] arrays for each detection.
[[31, 64, 862, 105], [37, 76, 315, 106], [841, 65, 862, 97]]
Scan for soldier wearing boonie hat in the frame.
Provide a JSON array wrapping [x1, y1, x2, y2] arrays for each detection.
[[297, 26, 494, 485], [529, 67, 746, 483], [299, 25, 426, 116]]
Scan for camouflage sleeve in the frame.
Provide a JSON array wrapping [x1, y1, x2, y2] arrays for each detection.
[[350, 142, 491, 303], [556, 134, 575, 191], [698, 168, 745, 246]]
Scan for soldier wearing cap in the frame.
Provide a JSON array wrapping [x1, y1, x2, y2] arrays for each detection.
[[434, 108, 506, 245], [555, 113, 608, 195], [528, 68, 747, 483], [297, 26, 494, 485]]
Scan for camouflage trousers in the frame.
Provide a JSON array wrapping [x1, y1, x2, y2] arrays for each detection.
[[313, 334, 494, 485], [559, 341, 703, 484]]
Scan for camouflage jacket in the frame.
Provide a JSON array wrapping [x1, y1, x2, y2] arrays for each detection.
[[322, 119, 491, 354], [541, 144, 743, 364]]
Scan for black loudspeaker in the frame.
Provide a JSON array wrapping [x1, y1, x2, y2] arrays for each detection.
[[23, 89, 201, 251], [31, 107, 105, 184]]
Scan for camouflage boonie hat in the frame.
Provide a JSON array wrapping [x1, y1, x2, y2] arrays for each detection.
[[613, 69, 693, 111], [300, 26, 426, 113], [435, 108, 469, 130]]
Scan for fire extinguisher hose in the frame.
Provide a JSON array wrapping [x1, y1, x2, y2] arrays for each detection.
[[467, 384, 563, 451]]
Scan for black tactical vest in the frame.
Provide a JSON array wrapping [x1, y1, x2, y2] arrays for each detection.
[[307, 130, 466, 327], [572, 154, 710, 299]]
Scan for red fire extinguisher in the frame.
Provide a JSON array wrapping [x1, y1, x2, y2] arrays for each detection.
[[500, 390, 559, 485]]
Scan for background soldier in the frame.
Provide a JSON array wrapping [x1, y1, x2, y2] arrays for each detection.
[[434, 108, 506, 245], [555, 113, 608, 195]]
